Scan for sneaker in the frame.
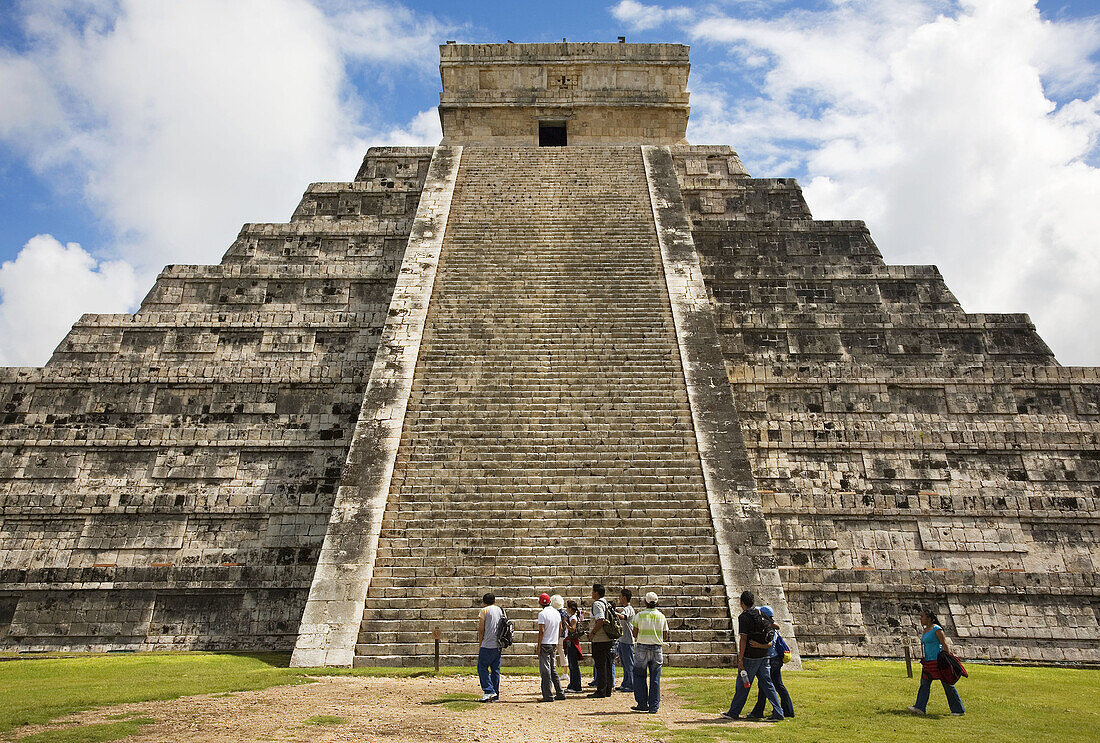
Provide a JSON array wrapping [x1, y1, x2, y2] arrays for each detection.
[[745, 714, 764, 721], [587, 681, 597, 687], [648, 709, 659, 714], [489, 694, 499, 702], [539, 697, 555, 703], [952, 712, 965, 716], [479, 694, 494, 703], [765, 715, 784, 722], [564, 687, 582, 694], [908, 706, 925, 715], [720, 712, 739, 721], [555, 694, 566, 701]]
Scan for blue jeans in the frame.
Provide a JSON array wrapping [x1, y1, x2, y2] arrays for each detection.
[[477, 647, 501, 695], [750, 655, 794, 718], [632, 643, 663, 712], [727, 655, 783, 719], [617, 642, 635, 691], [915, 671, 965, 714], [565, 642, 583, 691]]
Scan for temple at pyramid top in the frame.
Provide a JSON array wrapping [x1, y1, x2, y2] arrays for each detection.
[[438, 41, 690, 146]]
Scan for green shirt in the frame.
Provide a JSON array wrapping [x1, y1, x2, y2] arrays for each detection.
[[634, 607, 668, 645]]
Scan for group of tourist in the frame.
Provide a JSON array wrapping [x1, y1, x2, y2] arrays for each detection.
[[477, 583, 668, 711], [477, 585, 965, 720]]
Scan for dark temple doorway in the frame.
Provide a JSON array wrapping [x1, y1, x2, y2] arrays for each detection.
[[539, 123, 567, 146]]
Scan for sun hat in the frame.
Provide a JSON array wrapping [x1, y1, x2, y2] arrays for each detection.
[[759, 605, 774, 618], [539, 592, 551, 606], [550, 594, 565, 610], [644, 591, 658, 605]]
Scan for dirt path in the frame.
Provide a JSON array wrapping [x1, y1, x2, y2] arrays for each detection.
[[8, 674, 758, 742]]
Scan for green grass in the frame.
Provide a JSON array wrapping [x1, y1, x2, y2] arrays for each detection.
[[302, 715, 347, 726], [2, 653, 1097, 743], [13, 717, 155, 743], [664, 660, 1099, 743], [0, 653, 310, 733], [423, 692, 483, 712], [0, 652, 541, 734]]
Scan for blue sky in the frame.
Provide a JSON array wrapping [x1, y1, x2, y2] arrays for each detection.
[[1, 0, 1099, 365]]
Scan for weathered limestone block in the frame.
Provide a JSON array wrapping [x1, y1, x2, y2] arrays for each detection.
[[0, 145, 431, 652], [679, 146, 1100, 662]]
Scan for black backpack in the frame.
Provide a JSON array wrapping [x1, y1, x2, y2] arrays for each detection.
[[746, 608, 775, 646], [496, 608, 514, 649]]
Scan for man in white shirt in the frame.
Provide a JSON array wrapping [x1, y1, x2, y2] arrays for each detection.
[[536, 592, 565, 701], [477, 592, 504, 702]]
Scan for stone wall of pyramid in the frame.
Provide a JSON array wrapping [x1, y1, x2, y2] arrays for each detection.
[[2, 141, 1097, 664], [673, 146, 1100, 662], [0, 148, 433, 650]]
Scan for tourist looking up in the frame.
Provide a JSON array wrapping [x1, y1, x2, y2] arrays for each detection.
[[722, 590, 784, 722], [477, 592, 503, 703], [630, 591, 668, 714], [563, 599, 585, 692], [587, 583, 615, 697], [747, 605, 794, 719], [909, 608, 965, 716], [536, 592, 566, 702], [615, 588, 637, 693]]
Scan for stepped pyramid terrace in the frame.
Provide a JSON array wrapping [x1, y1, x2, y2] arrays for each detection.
[[0, 41, 1097, 668]]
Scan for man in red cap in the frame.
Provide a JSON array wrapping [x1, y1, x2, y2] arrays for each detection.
[[536, 592, 565, 702]]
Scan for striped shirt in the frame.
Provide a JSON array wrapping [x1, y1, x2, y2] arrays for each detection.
[[634, 607, 668, 645]]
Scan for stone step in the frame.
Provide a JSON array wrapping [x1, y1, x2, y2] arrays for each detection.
[[384, 507, 712, 518], [361, 609, 731, 626], [351, 652, 735, 668], [358, 620, 730, 637], [353, 641, 730, 656], [377, 531, 719, 544], [353, 145, 735, 661], [372, 553, 723, 566]]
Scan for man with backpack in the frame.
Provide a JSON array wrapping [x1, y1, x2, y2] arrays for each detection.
[[721, 590, 784, 722], [477, 592, 506, 702], [747, 605, 794, 719], [587, 583, 620, 698]]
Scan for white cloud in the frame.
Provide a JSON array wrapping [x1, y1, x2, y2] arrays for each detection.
[[611, 0, 693, 32], [0, 235, 142, 366], [380, 108, 443, 146], [0, 0, 449, 366], [319, 0, 449, 68], [648, 0, 1100, 365]]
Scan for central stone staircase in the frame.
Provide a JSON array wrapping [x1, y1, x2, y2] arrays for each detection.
[[354, 146, 735, 666]]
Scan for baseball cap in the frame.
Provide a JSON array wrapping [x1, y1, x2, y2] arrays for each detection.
[[644, 591, 658, 605], [550, 594, 565, 610], [759, 605, 774, 619], [539, 593, 551, 605]]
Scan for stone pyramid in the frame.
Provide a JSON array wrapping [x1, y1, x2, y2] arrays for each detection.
[[1, 42, 1096, 668]]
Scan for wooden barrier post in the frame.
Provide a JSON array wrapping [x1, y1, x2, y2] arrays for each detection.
[[904, 646, 913, 678], [433, 628, 441, 672]]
